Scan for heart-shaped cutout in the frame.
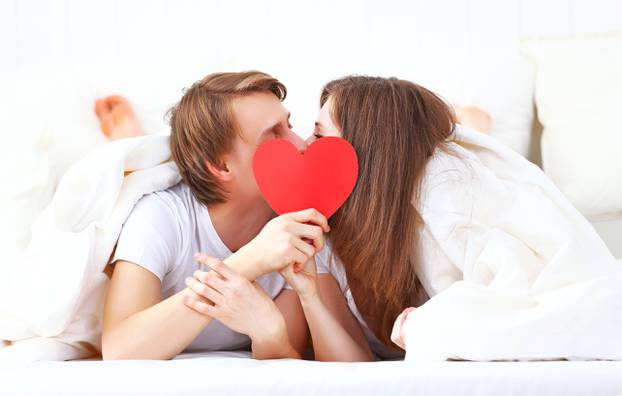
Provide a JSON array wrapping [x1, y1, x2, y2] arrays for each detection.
[[253, 137, 359, 218]]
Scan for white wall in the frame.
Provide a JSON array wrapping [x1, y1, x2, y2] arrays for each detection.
[[1, 0, 621, 260], [2, 0, 621, 136]]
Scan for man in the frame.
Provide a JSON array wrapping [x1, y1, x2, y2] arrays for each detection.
[[100, 71, 329, 360]]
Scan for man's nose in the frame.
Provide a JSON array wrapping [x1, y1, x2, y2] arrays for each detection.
[[286, 130, 308, 153]]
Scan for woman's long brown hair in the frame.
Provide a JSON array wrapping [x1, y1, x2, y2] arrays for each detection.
[[321, 76, 455, 349]]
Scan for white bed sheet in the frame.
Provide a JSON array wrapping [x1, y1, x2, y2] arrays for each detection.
[[2, 351, 621, 396]]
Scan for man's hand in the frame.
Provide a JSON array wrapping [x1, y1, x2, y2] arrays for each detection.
[[183, 255, 289, 346], [236, 208, 329, 276]]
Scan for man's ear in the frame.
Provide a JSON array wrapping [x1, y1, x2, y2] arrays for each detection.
[[205, 157, 233, 182]]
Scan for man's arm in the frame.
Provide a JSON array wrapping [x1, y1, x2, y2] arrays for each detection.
[[102, 260, 212, 360], [102, 254, 262, 360], [102, 208, 328, 360]]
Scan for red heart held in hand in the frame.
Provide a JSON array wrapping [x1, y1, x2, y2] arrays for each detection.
[[253, 137, 359, 218]]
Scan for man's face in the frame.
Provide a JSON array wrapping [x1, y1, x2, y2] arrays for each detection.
[[225, 91, 307, 202]]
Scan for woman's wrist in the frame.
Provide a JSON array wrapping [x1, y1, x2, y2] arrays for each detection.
[[298, 291, 322, 309], [224, 246, 264, 281]]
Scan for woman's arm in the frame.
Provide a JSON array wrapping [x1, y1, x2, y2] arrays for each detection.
[[301, 275, 373, 361], [280, 262, 374, 362]]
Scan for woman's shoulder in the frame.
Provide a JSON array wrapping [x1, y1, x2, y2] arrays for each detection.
[[418, 144, 482, 220], [314, 241, 349, 293]]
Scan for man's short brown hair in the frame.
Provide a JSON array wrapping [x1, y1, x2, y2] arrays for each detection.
[[168, 71, 287, 207]]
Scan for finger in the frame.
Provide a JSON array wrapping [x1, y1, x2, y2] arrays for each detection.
[[289, 208, 330, 232], [292, 223, 323, 240], [292, 249, 308, 267], [390, 314, 406, 349], [194, 254, 236, 279], [391, 307, 415, 350], [183, 295, 218, 318], [297, 258, 317, 277], [194, 252, 216, 267], [290, 223, 325, 252], [293, 237, 315, 259], [194, 269, 228, 292], [185, 277, 223, 305], [307, 231, 324, 252], [200, 256, 237, 280], [279, 264, 294, 279], [209, 258, 238, 280]]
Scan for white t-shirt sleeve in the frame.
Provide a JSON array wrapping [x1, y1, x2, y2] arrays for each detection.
[[314, 245, 332, 274], [112, 194, 181, 283]]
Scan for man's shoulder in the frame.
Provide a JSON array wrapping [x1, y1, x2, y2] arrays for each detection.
[[129, 182, 195, 225]]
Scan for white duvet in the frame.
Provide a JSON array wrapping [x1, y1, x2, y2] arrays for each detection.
[[0, 128, 620, 363], [0, 135, 180, 362], [403, 126, 622, 361]]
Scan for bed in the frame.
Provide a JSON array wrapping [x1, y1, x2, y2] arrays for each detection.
[[3, 351, 622, 396], [2, 1, 622, 395]]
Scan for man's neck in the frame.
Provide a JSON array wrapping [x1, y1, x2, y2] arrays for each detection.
[[208, 197, 273, 253]]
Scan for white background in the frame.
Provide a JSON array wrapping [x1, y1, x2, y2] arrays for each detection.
[[2, 0, 622, 136]]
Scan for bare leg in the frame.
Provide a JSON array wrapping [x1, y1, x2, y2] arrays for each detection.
[[454, 105, 491, 133], [94, 95, 144, 140]]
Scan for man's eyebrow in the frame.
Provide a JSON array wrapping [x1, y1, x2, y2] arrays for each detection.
[[261, 112, 290, 135], [261, 122, 279, 135]]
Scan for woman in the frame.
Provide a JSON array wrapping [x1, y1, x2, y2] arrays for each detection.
[[297, 75, 622, 361], [302, 76, 455, 359]]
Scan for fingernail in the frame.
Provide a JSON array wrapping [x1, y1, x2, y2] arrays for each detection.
[[194, 253, 201, 260], [185, 277, 192, 284]]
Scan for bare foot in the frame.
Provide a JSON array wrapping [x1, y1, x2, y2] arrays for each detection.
[[94, 95, 144, 140], [454, 105, 492, 133]]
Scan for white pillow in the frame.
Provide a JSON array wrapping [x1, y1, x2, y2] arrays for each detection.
[[522, 32, 622, 221]]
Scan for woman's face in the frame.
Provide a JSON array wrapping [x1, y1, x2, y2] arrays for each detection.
[[306, 98, 341, 145]]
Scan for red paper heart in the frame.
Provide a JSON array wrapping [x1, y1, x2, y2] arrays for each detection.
[[253, 137, 359, 218]]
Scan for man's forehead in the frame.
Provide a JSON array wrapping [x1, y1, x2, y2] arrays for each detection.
[[233, 93, 287, 123]]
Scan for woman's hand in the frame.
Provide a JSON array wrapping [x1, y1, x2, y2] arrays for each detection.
[[236, 209, 329, 276], [182, 254, 288, 345], [279, 258, 319, 302], [390, 307, 416, 350]]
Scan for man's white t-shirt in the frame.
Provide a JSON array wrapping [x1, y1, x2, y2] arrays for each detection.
[[112, 182, 288, 352]]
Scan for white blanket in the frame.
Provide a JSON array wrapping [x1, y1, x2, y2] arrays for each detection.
[[404, 126, 622, 361], [2, 127, 620, 363], [0, 135, 180, 362]]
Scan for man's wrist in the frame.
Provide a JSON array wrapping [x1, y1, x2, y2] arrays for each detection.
[[250, 321, 288, 347]]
